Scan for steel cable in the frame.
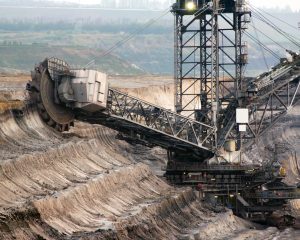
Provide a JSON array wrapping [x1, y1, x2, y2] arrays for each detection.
[[248, 4, 300, 48], [100, 8, 171, 57]]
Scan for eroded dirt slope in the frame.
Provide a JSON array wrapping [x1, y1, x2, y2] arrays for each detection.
[[0, 108, 259, 240], [0, 75, 300, 239]]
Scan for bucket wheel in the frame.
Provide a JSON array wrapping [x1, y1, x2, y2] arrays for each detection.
[[28, 60, 75, 132]]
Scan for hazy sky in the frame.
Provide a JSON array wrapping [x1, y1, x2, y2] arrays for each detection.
[[251, 0, 300, 10], [54, 0, 300, 11]]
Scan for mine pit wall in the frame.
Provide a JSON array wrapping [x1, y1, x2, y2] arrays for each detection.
[[116, 80, 202, 118], [0, 77, 300, 239], [118, 84, 175, 112], [0, 107, 247, 240], [0, 108, 63, 160], [0, 86, 241, 239], [0, 104, 215, 239]]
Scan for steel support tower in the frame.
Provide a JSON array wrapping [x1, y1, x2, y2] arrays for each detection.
[[172, 0, 250, 151]]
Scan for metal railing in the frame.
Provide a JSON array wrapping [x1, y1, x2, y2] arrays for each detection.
[[248, 191, 300, 199]]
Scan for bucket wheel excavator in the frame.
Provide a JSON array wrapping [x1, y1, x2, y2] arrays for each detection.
[[25, 0, 300, 226], [26, 53, 300, 225]]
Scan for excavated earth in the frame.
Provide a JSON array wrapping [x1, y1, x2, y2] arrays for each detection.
[[0, 74, 300, 240]]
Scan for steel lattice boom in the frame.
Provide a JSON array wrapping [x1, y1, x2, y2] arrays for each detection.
[[77, 88, 215, 159], [108, 89, 215, 150]]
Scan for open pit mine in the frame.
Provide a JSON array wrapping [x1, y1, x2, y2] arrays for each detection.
[[0, 72, 299, 239], [1, 0, 300, 239]]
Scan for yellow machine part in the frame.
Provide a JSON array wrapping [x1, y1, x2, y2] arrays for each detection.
[[279, 166, 287, 177]]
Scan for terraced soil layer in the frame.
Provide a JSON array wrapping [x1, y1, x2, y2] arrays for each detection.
[[0, 75, 299, 239], [0, 109, 234, 239]]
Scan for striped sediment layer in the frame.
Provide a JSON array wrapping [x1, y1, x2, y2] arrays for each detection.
[[0, 108, 217, 239], [0, 84, 299, 239]]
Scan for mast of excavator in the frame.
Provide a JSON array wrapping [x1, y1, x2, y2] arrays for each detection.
[[211, 0, 219, 148], [172, 0, 250, 151]]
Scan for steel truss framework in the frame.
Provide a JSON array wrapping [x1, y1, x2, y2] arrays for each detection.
[[173, 0, 250, 150], [221, 70, 300, 149], [107, 88, 215, 152], [245, 76, 300, 147]]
